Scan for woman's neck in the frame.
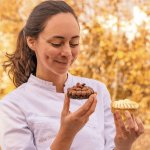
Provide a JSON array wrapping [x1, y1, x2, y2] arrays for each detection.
[[35, 70, 68, 93]]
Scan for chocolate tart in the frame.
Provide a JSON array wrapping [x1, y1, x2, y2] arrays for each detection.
[[67, 83, 94, 99]]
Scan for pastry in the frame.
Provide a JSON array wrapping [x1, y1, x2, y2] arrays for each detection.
[[67, 83, 94, 99], [110, 99, 139, 115]]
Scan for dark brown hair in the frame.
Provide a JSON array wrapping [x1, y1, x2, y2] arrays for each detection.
[[3, 0, 78, 87]]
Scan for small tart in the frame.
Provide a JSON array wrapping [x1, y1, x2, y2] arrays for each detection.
[[67, 83, 94, 99], [110, 99, 139, 115]]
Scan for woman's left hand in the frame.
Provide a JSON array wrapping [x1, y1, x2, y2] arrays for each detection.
[[114, 110, 145, 150]]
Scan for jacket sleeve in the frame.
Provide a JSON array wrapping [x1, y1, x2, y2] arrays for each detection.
[[0, 100, 51, 150], [103, 85, 116, 150]]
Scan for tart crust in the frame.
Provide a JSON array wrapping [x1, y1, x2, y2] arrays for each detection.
[[110, 99, 139, 115]]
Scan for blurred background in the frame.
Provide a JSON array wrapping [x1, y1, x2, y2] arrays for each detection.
[[0, 0, 150, 149]]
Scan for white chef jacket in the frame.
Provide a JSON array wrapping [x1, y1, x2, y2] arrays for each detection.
[[0, 72, 116, 150]]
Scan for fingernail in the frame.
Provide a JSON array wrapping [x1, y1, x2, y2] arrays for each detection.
[[115, 110, 119, 113], [114, 110, 119, 115], [125, 110, 129, 115], [136, 117, 141, 122]]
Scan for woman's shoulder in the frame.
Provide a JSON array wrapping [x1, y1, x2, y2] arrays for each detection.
[[0, 82, 27, 103]]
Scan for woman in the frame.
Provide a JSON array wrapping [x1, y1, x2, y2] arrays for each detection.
[[0, 1, 144, 150]]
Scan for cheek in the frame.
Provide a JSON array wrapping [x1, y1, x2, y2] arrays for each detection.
[[72, 48, 79, 58], [70, 48, 79, 65], [45, 48, 59, 59]]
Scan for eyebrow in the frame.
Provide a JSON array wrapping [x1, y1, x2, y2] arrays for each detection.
[[51, 35, 80, 39]]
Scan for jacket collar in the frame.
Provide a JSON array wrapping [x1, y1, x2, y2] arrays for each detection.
[[27, 72, 72, 93]]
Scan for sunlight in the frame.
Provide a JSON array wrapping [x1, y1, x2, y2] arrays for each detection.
[[96, 5, 150, 42], [133, 6, 147, 25]]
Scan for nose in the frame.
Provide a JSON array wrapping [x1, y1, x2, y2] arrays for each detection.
[[61, 44, 72, 58]]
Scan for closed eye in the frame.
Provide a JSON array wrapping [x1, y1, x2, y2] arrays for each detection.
[[51, 43, 79, 47], [70, 44, 79, 47], [51, 43, 62, 47]]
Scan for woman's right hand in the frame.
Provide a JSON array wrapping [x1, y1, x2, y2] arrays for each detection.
[[60, 92, 97, 138], [50, 92, 97, 150]]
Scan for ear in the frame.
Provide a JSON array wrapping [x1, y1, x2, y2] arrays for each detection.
[[26, 36, 36, 51]]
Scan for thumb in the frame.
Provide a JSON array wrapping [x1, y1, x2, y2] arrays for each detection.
[[62, 93, 70, 115]]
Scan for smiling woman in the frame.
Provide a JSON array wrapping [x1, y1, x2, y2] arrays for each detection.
[[0, 1, 144, 150]]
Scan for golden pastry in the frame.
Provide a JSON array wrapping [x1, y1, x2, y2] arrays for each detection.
[[110, 99, 139, 115]]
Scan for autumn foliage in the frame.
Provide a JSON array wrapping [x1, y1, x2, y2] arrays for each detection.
[[0, 0, 150, 124]]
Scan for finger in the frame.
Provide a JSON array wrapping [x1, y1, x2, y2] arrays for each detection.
[[131, 114, 136, 125], [74, 94, 95, 117], [113, 113, 122, 135], [81, 94, 97, 119], [131, 114, 138, 130], [115, 110, 127, 135], [135, 117, 145, 137], [124, 111, 135, 134], [131, 114, 135, 123], [62, 93, 70, 115]]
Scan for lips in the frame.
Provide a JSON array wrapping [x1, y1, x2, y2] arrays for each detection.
[[55, 60, 68, 64]]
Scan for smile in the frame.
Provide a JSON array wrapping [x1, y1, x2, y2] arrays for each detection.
[[55, 60, 70, 66], [55, 60, 68, 64]]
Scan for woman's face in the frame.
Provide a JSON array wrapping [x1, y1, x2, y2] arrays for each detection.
[[34, 13, 80, 76]]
